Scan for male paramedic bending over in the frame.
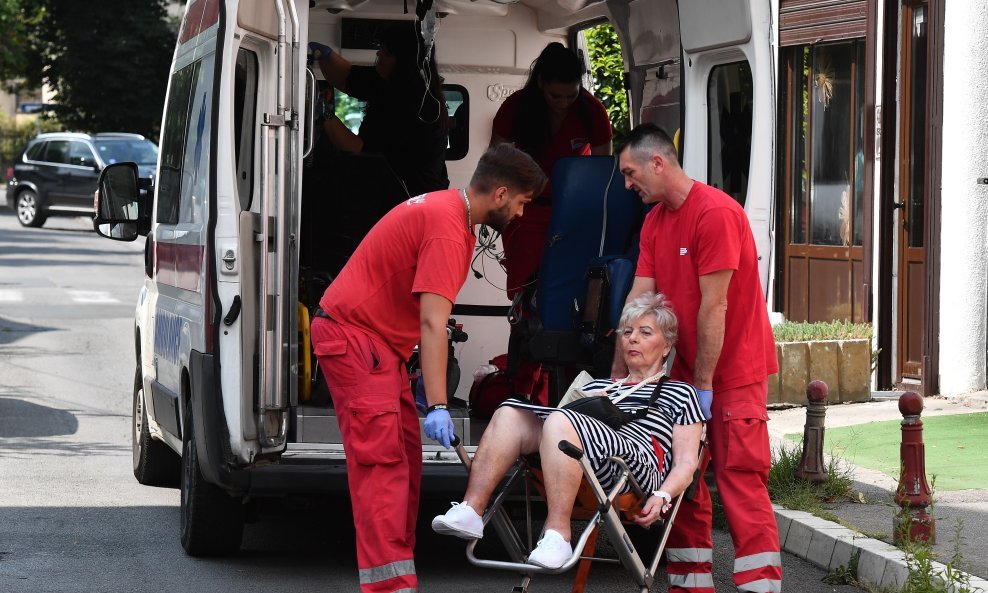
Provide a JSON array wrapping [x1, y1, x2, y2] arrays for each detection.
[[311, 143, 546, 593], [615, 124, 781, 593]]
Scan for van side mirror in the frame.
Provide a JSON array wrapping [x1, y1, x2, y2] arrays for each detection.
[[92, 162, 153, 241]]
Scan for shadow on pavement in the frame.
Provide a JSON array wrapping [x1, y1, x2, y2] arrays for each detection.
[[0, 397, 79, 438], [0, 316, 55, 345]]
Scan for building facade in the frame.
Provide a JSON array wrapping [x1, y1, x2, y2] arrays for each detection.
[[772, 0, 988, 396]]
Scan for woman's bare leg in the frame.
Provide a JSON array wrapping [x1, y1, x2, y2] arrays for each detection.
[[538, 411, 584, 541], [462, 406, 542, 513]]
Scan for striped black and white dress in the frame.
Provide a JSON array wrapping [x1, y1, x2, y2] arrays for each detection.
[[499, 379, 703, 494]]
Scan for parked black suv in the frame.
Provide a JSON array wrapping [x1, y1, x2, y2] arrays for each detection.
[[8, 132, 158, 227]]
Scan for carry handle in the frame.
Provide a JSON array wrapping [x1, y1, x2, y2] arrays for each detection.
[[558, 439, 584, 460]]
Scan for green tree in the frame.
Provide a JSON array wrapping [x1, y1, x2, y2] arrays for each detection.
[[31, 0, 175, 140], [0, 0, 44, 88], [585, 22, 630, 143]]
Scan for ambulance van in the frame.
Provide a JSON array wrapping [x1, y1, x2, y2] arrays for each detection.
[[92, 0, 775, 555]]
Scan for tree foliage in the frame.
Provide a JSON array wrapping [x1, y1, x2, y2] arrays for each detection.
[[0, 0, 44, 87], [14, 0, 176, 140], [585, 22, 630, 143]]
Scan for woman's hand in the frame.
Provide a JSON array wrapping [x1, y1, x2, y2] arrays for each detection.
[[631, 493, 670, 528]]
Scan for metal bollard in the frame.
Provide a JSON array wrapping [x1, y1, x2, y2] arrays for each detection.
[[894, 391, 936, 544], [796, 380, 829, 483]]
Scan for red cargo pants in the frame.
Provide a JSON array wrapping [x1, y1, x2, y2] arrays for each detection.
[[665, 380, 782, 593], [311, 316, 421, 593]]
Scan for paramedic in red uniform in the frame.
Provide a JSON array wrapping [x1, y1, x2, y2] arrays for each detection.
[[491, 42, 613, 402], [615, 123, 781, 593], [310, 144, 546, 593]]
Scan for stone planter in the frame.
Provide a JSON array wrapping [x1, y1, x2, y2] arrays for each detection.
[[767, 339, 871, 405]]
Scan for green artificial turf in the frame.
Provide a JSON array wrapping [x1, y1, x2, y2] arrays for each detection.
[[785, 412, 988, 492]]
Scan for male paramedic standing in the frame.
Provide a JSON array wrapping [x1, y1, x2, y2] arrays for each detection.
[[311, 143, 546, 593], [615, 124, 781, 593]]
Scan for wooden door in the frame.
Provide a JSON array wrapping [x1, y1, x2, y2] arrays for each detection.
[[895, 1, 927, 382]]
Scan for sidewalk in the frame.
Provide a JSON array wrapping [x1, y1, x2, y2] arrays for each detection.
[[768, 392, 988, 592]]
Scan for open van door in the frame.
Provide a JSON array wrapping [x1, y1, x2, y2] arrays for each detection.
[[677, 0, 776, 298]]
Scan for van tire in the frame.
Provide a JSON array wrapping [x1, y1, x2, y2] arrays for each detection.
[[15, 189, 46, 228], [132, 367, 180, 486], [179, 408, 244, 556]]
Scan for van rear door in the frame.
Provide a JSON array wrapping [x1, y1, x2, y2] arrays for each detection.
[[677, 0, 776, 295]]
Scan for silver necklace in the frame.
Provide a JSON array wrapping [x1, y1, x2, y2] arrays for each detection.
[[460, 188, 473, 233]]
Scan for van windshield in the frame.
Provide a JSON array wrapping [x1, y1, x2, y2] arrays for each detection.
[[93, 139, 159, 166]]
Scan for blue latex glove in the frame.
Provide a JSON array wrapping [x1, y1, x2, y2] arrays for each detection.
[[414, 377, 428, 415], [424, 408, 454, 449], [696, 389, 713, 421], [308, 41, 334, 60]]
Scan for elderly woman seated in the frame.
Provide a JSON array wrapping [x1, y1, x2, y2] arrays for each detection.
[[432, 292, 704, 568]]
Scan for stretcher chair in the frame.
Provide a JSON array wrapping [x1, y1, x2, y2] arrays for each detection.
[[449, 431, 705, 593]]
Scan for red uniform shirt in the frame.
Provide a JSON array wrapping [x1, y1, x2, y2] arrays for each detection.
[[320, 189, 475, 360], [492, 88, 612, 198], [636, 182, 777, 391]]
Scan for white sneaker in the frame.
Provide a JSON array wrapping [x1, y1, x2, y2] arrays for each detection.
[[431, 502, 484, 539], [528, 529, 572, 569]]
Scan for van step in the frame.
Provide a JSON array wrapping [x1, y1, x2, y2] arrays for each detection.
[[295, 403, 484, 445]]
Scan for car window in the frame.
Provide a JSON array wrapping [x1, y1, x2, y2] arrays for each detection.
[[92, 139, 158, 166], [68, 141, 97, 167], [43, 140, 71, 165], [25, 142, 45, 161]]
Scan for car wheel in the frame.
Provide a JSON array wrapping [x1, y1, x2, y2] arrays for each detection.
[[179, 407, 244, 556], [132, 367, 181, 486], [15, 189, 47, 228]]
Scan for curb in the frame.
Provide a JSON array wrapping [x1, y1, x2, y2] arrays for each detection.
[[775, 505, 988, 592]]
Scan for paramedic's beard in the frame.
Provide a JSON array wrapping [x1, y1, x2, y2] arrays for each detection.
[[485, 204, 514, 234]]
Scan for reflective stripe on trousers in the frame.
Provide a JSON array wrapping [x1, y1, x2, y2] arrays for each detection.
[[735, 552, 782, 593], [666, 548, 713, 564], [359, 560, 416, 587], [668, 573, 715, 589]]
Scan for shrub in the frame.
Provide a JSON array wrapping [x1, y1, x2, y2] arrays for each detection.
[[773, 320, 873, 343]]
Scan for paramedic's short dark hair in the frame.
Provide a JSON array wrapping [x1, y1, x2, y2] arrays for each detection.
[[619, 123, 680, 167], [470, 143, 547, 196]]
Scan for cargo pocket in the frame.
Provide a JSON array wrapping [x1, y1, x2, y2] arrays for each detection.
[[347, 404, 402, 466], [722, 402, 771, 472], [313, 337, 363, 387]]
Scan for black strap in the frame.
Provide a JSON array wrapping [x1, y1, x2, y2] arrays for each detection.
[[630, 375, 670, 421]]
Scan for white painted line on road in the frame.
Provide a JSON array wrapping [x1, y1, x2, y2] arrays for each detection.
[[67, 290, 120, 304], [0, 289, 24, 302]]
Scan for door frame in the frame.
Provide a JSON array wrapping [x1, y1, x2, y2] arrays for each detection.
[[876, 0, 943, 393]]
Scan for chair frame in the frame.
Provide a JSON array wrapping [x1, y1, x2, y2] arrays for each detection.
[[450, 434, 705, 593]]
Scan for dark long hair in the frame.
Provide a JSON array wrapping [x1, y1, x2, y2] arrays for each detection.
[[377, 21, 449, 132], [511, 42, 592, 157]]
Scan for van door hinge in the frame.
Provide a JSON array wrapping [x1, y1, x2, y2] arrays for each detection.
[[263, 113, 286, 127]]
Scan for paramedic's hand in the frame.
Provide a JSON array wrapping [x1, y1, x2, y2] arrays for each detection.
[[424, 408, 454, 448], [308, 41, 334, 61], [695, 388, 713, 421]]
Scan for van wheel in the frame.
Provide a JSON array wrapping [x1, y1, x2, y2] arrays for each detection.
[[15, 189, 46, 228], [179, 408, 244, 556], [132, 367, 180, 486]]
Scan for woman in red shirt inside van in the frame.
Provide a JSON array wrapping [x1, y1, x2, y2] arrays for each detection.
[[491, 42, 613, 401], [310, 22, 449, 197]]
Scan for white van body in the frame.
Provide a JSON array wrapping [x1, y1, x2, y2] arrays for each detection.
[[102, 0, 774, 554]]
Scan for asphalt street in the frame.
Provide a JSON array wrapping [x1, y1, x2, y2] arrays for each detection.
[[0, 195, 862, 592]]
